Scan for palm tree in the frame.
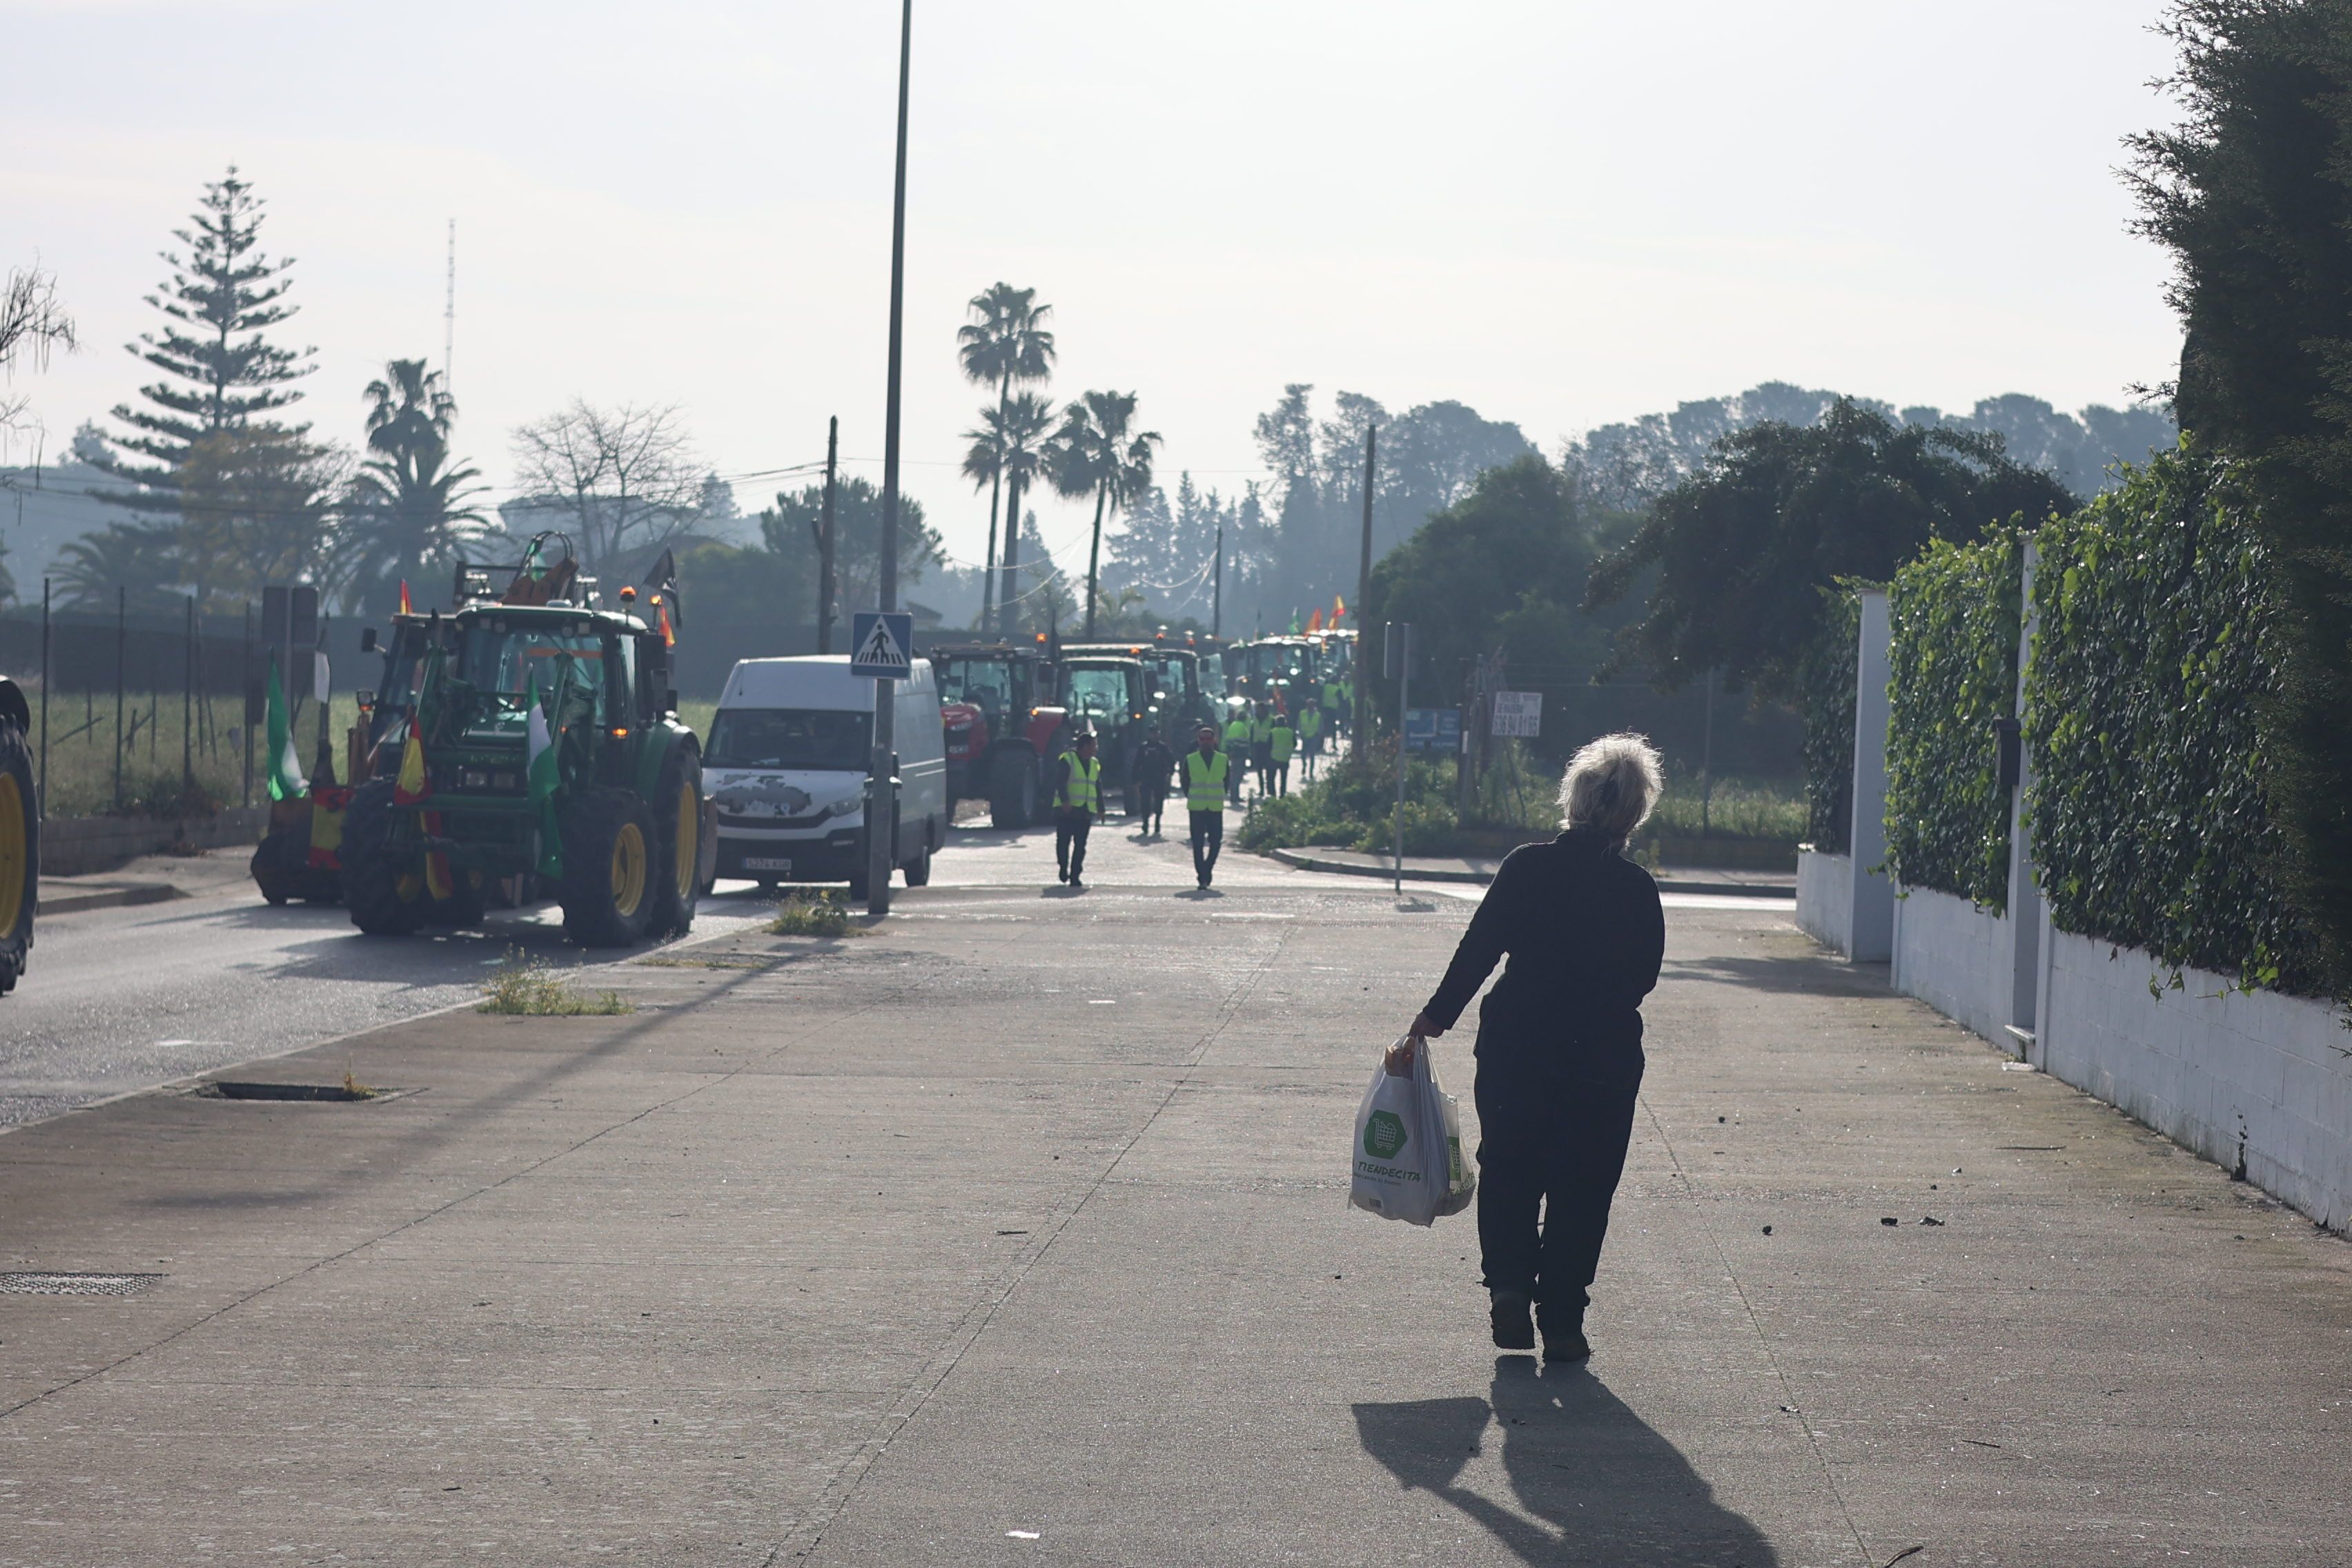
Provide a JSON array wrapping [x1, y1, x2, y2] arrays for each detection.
[[1048, 391, 1162, 640], [55, 522, 181, 613], [343, 359, 487, 614], [962, 392, 1055, 636], [957, 284, 1055, 631]]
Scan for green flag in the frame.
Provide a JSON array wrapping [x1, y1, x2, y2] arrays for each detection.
[[264, 657, 306, 802], [526, 671, 563, 878]]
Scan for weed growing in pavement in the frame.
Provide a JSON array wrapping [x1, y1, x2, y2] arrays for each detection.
[[479, 950, 635, 1016], [340, 1066, 377, 1099], [767, 890, 857, 938]]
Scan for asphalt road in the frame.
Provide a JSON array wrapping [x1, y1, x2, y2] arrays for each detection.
[[0, 809, 1783, 1134]]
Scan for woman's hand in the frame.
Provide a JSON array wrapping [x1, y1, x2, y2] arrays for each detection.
[[1411, 1010, 1447, 1039]]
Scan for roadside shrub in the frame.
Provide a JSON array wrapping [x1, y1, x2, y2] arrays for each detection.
[[2024, 442, 2320, 993], [768, 890, 856, 937], [1885, 530, 2022, 908], [1796, 587, 1859, 852]]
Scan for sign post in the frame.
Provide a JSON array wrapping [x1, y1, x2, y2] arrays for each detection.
[[851, 611, 914, 912]]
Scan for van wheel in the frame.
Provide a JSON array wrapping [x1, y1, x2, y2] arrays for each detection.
[[904, 841, 932, 886]]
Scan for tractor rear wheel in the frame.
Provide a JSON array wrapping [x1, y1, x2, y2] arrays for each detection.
[[988, 747, 1037, 829], [0, 721, 38, 993], [558, 788, 658, 947], [646, 747, 703, 938], [342, 779, 427, 936]]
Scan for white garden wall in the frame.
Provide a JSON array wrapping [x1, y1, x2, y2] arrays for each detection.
[[2035, 931, 2352, 1231], [1796, 850, 1852, 954], [1890, 885, 2011, 1046]]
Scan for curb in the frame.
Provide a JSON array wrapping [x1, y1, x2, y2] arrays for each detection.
[[1265, 845, 1794, 898], [40, 883, 185, 916]]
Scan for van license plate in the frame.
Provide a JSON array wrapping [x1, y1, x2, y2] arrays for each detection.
[[743, 857, 793, 872]]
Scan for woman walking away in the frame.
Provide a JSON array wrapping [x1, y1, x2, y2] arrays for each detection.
[[1391, 734, 1665, 1364]]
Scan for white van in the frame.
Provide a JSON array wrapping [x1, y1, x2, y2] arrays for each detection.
[[705, 656, 948, 892]]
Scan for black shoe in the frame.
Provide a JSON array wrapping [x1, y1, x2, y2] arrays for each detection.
[[1540, 1314, 1591, 1363], [1489, 1290, 1535, 1351], [1070, 876, 1085, 890]]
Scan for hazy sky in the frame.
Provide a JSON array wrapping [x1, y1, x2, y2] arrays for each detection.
[[5, 0, 2183, 573]]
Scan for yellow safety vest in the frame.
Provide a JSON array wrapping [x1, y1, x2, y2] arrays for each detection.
[[1056, 752, 1100, 812], [1223, 718, 1251, 749], [1271, 724, 1296, 762], [1322, 682, 1342, 709], [1302, 705, 1323, 738], [1251, 716, 1273, 744], [1183, 749, 1229, 812]]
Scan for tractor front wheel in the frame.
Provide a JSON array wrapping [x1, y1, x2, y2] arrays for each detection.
[[342, 780, 427, 937], [647, 747, 703, 938], [558, 789, 658, 948], [0, 721, 39, 993], [988, 747, 1037, 830]]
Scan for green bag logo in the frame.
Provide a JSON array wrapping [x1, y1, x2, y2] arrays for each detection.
[[1363, 1110, 1409, 1161]]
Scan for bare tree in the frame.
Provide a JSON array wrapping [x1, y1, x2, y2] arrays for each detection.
[[509, 400, 705, 574], [0, 264, 78, 446]]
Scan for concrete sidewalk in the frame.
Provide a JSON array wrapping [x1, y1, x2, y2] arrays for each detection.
[[1, 881, 2347, 1564], [39, 844, 253, 914]]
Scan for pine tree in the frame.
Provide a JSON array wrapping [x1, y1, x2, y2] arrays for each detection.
[[90, 167, 315, 517]]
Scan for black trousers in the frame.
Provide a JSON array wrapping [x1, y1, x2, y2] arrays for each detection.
[[1473, 1049, 1643, 1329], [1271, 759, 1291, 796], [1137, 781, 1166, 833], [1055, 812, 1092, 880], [1188, 810, 1223, 882]]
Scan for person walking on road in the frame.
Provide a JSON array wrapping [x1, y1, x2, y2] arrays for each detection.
[[1249, 702, 1275, 794], [1300, 700, 1324, 778], [1133, 727, 1176, 838], [1268, 710, 1297, 796], [1053, 729, 1105, 890], [1180, 724, 1231, 890], [1389, 733, 1665, 1365], [1222, 705, 1252, 805]]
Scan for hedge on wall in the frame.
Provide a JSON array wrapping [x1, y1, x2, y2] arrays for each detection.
[[2024, 442, 2322, 994], [1797, 587, 1859, 853], [1885, 530, 2022, 910]]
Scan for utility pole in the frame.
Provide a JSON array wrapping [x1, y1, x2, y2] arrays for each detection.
[[1211, 523, 1223, 640], [182, 596, 194, 803], [866, 0, 913, 919], [1355, 424, 1377, 747], [37, 579, 48, 815], [815, 415, 839, 655], [1387, 620, 1411, 892], [112, 587, 125, 813]]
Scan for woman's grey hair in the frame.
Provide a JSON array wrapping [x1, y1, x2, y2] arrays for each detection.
[[1558, 732, 1665, 844]]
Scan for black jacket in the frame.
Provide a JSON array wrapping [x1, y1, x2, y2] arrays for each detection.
[[1134, 740, 1177, 791], [1422, 829, 1665, 1066]]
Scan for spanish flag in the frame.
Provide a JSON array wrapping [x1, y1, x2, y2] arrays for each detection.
[[393, 725, 431, 805], [398, 580, 413, 616], [1333, 594, 1346, 625], [657, 601, 676, 648]]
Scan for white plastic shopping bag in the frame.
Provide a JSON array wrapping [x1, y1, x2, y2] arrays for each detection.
[[1349, 1035, 1476, 1226]]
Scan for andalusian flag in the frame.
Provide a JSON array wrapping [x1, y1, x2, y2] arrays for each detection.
[[526, 672, 563, 878], [264, 657, 306, 802], [1289, 609, 1302, 634]]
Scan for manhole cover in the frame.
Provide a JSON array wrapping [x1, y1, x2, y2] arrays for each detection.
[[0, 1271, 163, 1297], [194, 1082, 409, 1104]]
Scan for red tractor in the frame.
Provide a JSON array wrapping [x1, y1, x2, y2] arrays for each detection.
[[933, 641, 1071, 828]]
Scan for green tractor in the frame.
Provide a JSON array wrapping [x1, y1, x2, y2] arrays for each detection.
[[339, 538, 706, 947]]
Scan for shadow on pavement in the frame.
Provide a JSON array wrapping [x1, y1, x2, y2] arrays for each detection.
[[1353, 1358, 1776, 1567], [1659, 953, 1888, 998]]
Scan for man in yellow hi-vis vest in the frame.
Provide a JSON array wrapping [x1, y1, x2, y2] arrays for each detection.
[[1180, 725, 1231, 890], [1053, 730, 1104, 889], [1222, 705, 1252, 805], [1268, 709, 1297, 797], [1300, 700, 1324, 778]]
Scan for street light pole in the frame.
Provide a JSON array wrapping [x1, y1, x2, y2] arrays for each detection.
[[867, 0, 913, 919], [1355, 424, 1377, 749]]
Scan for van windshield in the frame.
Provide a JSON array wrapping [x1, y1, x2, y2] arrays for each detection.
[[706, 708, 871, 770]]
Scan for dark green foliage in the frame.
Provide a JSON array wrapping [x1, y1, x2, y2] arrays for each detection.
[[1796, 589, 1859, 852], [1585, 400, 2072, 700], [756, 475, 940, 618], [344, 360, 488, 616], [1364, 454, 1607, 723], [2130, 1, 2352, 997], [1885, 533, 2021, 908], [2024, 444, 2320, 994]]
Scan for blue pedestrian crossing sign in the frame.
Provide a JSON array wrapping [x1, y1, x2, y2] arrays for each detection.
[[849, 611, 914, 678]]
